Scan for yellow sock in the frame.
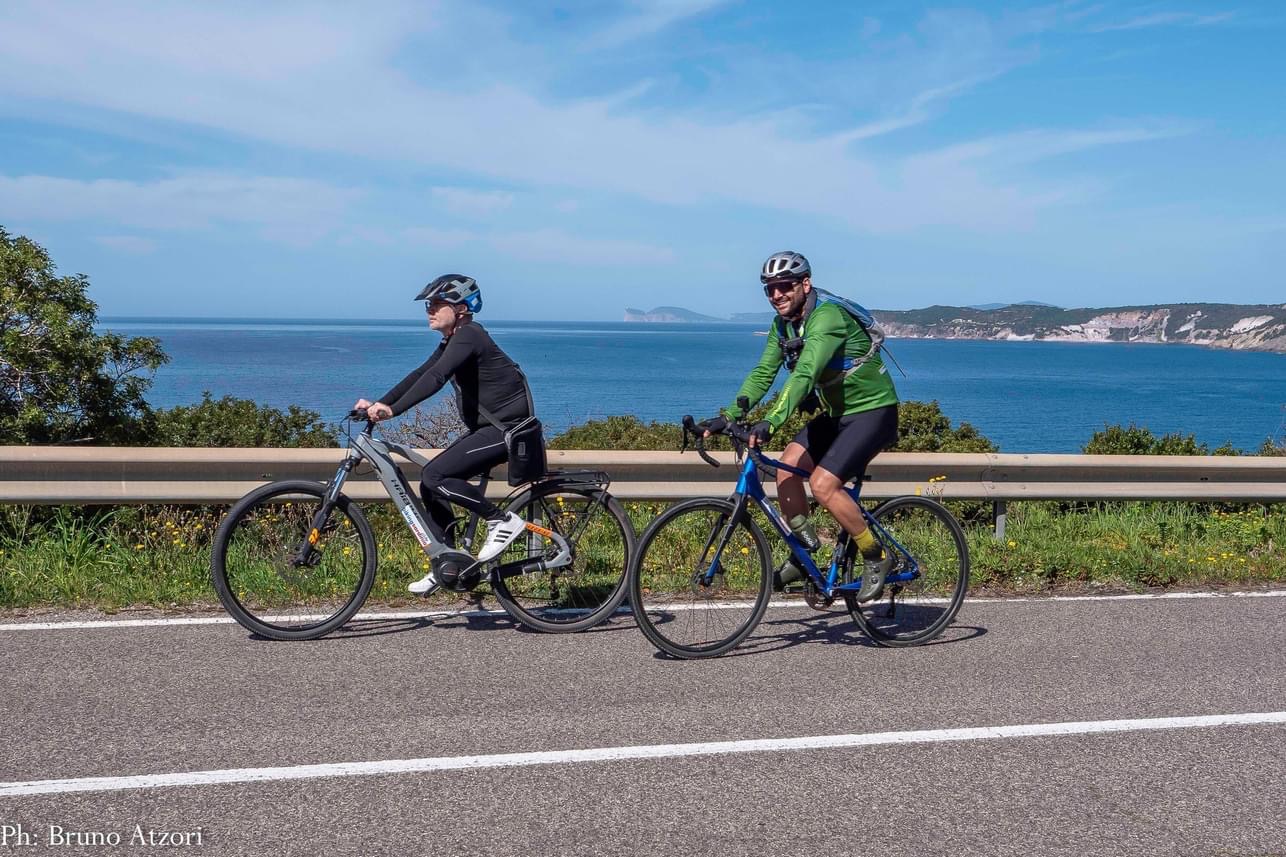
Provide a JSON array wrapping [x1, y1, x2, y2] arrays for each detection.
[[855, 527, 880, 558]]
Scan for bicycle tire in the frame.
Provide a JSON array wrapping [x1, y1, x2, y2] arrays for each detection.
[[211, 480, 377, 641], [629, 498, 773, 659], [843, 495, 968, 647], [490, 482, 635, 633]]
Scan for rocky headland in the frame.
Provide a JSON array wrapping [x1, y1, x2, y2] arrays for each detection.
[[626, 302, 1286, 353]]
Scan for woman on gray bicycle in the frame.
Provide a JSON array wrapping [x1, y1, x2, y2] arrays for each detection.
[[354, 274, 536, 594]]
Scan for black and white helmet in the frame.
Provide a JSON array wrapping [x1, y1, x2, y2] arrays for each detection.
[[760, 250, 811, 284], [414, 274, 482, 313]]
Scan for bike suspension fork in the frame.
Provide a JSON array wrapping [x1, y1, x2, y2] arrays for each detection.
[[296, 454, 360, 566]]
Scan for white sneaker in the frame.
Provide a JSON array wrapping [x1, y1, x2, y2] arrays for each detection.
[[407, 571, 441, 595], [476, 512, 527, 562]]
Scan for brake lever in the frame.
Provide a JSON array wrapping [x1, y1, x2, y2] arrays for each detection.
[[681, 415, 720, 468]]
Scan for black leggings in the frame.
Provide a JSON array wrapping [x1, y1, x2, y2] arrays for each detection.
[[420, 427, 508, 545]]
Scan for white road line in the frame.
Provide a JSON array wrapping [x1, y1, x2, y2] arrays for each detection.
[[0, 589, 1282, 631], [1, 712, 1281, 798], [0, 609, 502, 631]]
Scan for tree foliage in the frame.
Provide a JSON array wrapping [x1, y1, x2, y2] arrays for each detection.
[[152, 393, 336, 448], [1, 228, 167, 444]]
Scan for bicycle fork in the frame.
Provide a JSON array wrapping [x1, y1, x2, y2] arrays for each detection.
[[697, 494, 751, 588], [293, 452, 361, 567]]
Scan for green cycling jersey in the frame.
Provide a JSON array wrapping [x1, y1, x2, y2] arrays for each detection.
[[725, 299, 898, 432]]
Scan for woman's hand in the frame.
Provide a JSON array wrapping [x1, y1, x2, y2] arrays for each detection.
[[353, 398, 393, 422]]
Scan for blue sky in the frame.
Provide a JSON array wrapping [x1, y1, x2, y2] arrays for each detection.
[[1, 0, 1283, 321]]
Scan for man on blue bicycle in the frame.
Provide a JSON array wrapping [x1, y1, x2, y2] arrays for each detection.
[[701, 251, 899, 602]]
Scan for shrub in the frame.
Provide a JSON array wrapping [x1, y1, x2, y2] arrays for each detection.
[[890, 400, 998, 453], [152, 393, 336, 448], [549, 397, 997, 454], [1083, 423, 1236, 456]]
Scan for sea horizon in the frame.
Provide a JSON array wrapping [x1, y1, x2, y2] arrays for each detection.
[[96, 317, 1286, 454]]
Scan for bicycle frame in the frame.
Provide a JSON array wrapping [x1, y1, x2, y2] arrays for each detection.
[[315, 422, 576, 578], [707, 449, 920, 599]]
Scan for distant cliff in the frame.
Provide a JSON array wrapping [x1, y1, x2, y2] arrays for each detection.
[[629, 302, 1286, 353], [876, 303, 1286, 353], [623, 306, 725, 323]]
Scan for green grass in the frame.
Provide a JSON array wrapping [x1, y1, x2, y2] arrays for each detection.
[[0, 500, 1282, 611]]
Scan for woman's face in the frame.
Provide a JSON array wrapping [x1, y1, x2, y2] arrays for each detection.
[[426, 300, 459, 333]]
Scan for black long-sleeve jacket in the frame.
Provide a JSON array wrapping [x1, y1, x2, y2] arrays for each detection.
[[380, 322, 532, 430]]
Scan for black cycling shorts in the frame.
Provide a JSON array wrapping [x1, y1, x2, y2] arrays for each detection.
[[789, 404, 898, 483]]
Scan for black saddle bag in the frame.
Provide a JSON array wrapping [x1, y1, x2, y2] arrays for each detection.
[[502, 416, 547, 487]]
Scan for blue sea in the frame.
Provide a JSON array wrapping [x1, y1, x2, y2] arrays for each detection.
[[98, 318, 1286, 454]]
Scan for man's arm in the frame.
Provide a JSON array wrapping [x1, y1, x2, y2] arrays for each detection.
[[724, 320, 784, 419]]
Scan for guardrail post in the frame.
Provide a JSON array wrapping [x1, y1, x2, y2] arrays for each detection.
[[994, 500, 1007, 541]]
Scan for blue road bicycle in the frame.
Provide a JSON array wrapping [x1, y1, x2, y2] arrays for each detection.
[[628, 412, 969, 658]]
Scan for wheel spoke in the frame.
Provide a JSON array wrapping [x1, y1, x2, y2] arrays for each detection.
[[845, 497, 969, 646], [630, 500, 771, 658], [491, 485, 633, 632], [212, 484, 375, 640]]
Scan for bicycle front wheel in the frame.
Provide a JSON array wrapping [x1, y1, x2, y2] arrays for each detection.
[[491, 483, 635, 633], [843, 495, 969, 647], [629, 498, 772, 659], [211, 480, 377, 641]]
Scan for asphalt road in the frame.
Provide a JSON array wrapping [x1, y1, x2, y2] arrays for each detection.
[[1, 593, 1283, 856]]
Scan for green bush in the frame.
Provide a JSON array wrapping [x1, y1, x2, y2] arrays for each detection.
[[1083, 423, 1244, 456], [549, 397, 997, 455], [1258, 438, 1286, 457], [549, 415, 682, 450], [152, 393, 336, 448], [890, 400, 997, 453]]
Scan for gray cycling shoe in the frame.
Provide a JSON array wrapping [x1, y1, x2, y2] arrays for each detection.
[[855, 551, 894, 603]]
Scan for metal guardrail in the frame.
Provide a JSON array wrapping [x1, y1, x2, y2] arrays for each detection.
[[2, 447, 1284, 505]]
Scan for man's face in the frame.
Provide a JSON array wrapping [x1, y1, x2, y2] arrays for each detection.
[[763, 276, 811, 319]]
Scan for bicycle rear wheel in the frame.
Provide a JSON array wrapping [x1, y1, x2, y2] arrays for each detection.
[[843, 495, 968, 647], [629, 498, 772, 659], [211, 481, 376, 641], [491, 483, 634, 633]]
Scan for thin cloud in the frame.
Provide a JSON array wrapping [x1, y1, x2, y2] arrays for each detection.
[[92, 235, 157, 254], [430, 186, 515, 218], [0, 173, 358, 243], [915, 123, 1194, 168], [1089, 11, 1236, 32], [592, 0, 729, 47], [488, 228, 675, 266], [401, 226, 477, 248]]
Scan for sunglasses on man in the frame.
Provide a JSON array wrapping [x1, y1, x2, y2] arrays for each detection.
[[762, 279, 803, 297]]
